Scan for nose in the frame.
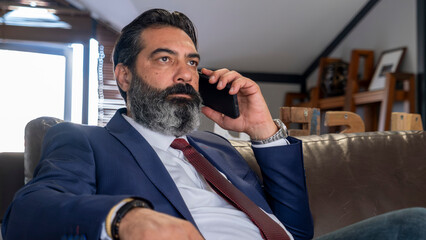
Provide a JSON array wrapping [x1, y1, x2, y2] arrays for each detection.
[[174, 63, 193, 84]]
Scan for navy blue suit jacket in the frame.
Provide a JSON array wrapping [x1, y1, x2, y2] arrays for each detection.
[[2, 108, 313, 240]]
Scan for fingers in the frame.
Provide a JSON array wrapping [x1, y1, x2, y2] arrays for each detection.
[[200, 68, 255, 95], [202, 106, 226, 126], [200, 68, 273, 136]]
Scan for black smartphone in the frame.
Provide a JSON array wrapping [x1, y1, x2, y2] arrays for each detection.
[[198, 72, 240, 119]]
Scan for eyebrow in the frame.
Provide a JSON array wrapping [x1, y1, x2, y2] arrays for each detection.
[[150, 48, 200, 60], [188, 53, 201, 60]]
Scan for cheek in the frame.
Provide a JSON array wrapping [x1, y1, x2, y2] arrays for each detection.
[[144, 72, 171, 89], [192, 82, 199, 91]]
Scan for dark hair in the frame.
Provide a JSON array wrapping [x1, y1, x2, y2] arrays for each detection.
[[112, 9, 198, 101]]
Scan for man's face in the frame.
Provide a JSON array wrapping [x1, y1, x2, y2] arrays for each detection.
[[133, 26, 200, 97], [124, 26, 202, 136]]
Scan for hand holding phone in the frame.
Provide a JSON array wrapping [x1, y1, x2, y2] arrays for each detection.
[[198, 72, 240, 119]]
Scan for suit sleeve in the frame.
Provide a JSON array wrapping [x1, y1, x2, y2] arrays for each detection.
[[252, 136, 314, 240], [2, 123, 131, 240]]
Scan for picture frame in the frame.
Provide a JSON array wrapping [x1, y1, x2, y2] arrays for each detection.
[[368, 47, 406, 91]]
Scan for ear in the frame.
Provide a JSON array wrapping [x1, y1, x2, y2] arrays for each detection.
[[115, 63, 132, 92]]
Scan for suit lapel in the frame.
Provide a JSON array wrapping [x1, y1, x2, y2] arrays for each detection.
[[105, 109, 196, 225]]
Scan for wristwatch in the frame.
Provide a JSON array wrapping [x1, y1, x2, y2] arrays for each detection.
[[251, 119, 288, 145]]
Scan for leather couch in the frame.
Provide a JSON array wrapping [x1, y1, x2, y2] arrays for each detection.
[[1, 117, 425, 238], [231, 130, 426, 238]]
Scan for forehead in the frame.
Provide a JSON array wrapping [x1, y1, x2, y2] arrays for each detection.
[[139, 26, 196, 51]]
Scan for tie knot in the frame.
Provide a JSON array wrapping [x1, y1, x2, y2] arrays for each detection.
[[170, 138, 190, 151]]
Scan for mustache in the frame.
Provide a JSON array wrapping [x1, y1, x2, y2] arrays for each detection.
[[163, 83, 199, 97]]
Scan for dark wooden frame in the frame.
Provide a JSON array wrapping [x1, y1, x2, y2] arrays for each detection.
[[368, 47, 406, 91]]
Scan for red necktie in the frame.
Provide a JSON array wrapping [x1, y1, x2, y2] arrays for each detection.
[[171, 138, 291, 240]]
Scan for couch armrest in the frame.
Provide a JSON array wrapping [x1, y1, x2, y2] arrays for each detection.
[[0, 152, 24, 223]]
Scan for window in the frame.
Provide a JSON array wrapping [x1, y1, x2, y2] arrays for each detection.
[[0, 41, 83, 152]]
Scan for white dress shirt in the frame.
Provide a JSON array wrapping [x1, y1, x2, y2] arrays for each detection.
[[101, 115, 293, 240]]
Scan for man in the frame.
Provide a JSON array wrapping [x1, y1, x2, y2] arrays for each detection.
[[4, 7, 426, 240], [1, 9, 313, 240]]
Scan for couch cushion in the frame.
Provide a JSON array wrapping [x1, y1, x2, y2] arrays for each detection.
[[299, 131, 426, 237], [231, 131, 426, 238]]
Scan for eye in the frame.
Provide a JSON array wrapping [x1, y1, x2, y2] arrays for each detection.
[[159, 56, 170, 62], [188, 60, 198, 67]]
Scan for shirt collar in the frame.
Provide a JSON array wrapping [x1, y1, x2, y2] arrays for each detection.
[[122, 114, 187, 151]]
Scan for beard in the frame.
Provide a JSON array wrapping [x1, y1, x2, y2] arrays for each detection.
[[127, 71, 202, 137]]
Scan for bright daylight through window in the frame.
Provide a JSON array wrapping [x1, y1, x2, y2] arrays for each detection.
[[0, 50, 65, 152]]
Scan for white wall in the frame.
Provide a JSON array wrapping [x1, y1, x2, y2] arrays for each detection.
[[307, 0, 417, 89], [259, 82, 301, 119], [201, 0, 418, 136]]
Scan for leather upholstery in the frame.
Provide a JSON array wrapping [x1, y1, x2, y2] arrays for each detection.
[[232, 130, 426, 238], [24, 117, 63, 183], [0, 152, 24, 224]]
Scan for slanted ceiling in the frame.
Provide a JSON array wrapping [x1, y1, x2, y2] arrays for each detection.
[[65, 0, 368, 75]]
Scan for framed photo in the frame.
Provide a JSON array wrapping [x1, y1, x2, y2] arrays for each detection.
[[368, 47, 406, 91]]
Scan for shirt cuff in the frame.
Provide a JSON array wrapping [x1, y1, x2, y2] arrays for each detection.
[[251, 137, 290, 148]]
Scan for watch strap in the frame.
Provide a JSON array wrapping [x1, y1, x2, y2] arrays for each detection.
[[111, 199, 153, 240]]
